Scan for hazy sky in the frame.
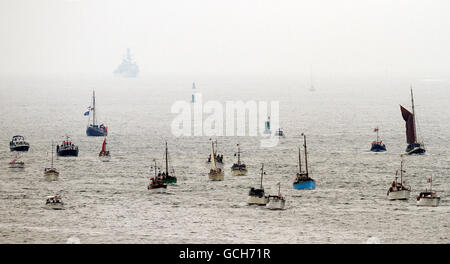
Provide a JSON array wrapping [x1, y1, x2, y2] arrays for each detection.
[[0, 0, 449, 77]]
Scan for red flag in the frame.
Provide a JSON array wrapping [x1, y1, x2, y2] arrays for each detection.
[[374, 128, 378, 132]]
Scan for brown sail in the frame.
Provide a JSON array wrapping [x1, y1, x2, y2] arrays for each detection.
[[400, 105, 416, 144]]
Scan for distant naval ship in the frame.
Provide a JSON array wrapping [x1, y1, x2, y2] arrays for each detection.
[[114, 48, 139, 78]]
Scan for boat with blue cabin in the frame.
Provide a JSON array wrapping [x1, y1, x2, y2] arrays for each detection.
[[293, 133, 316, 190], [86, 91, 108, 137]]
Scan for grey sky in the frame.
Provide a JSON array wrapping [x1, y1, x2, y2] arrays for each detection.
[[0, 0, 449, 77]]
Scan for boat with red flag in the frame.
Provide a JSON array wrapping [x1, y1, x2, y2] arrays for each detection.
[[370, 127, 386, 152]]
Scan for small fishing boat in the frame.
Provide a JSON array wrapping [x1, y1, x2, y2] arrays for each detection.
[[370, 127, 386, 152], [98, 137, 111, 162], [9, 135, 30, 152], [207, 139, 223, 164], [263, 116, 271, 134], [266, 182, 286, 210], [275, 128, 284, 137], [387, 157, 411, 200], [208, 140, 224, 181], [400, 87, 425, 155], [8, 156, 25, 169], [56, 136, 79, 157], [231, 144, 247, 176], [417, 177, 440, 207], [293, 133, 316, 190], [160, 141, 177, 184], [85, 91, 108, 137], [147, 159, 167, 193], [44, 141, 59, 181], [248, 164, 269, 205], [45, 196, 64, 210]]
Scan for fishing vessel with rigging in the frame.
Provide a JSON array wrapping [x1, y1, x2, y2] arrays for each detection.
[[370, 127, 386, 152], [207, 139, 223, 164], [248, 164, 269, 205], [160, 141, 177, 184], [387, 157, 411, 200], [231, 144, 247, 176], [147, 159, 167, 193], [417, 176, 440, 207], [44, 141, 59, 180], [293, 133, 316, 190], [266, 182, 286, 210]]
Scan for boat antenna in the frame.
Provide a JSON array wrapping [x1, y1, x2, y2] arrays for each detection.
[[237, 144, 241, 165], [298, 147, 302, 174], [92, 90, 96, 126]]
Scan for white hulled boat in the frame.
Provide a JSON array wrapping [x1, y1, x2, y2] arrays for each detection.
[[266, 182, 286, 210], [248, 164, 269, 205], [417, 176, 440, 207], [387, 157, 411, 200]]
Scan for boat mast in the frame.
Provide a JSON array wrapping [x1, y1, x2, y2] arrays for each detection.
[[410, 86, 417, 143], [260, 163, 264, 189], [92, 90, 96, 126], [237, 144, 241, 165], [165, 141, 169, 175], [303, 133, 309, 176], [400, 158, 403, 184], [154, 159, 157, 178], [51, 140, 54, 169], [376, 127, 379, 142], [298, 147, 302, 174], [210, 140, 217, 170]]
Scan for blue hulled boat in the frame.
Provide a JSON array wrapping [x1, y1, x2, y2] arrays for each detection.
[[293, 133, 316, 190], [370, 127, 386, 152], [85, 91, 108, 137]]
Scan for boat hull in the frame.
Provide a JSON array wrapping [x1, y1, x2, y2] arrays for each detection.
[[388, 190, 410, 200], [9, 162, 25, 169], [247, 195, 269, 206], [231, 168, 248, 176], [57, 149, 78, 157], [10, 146, 29, 152], [293, 179, 315, 190], [44, 170, 59, 181], [209, 171, 224, 181], [370, 144, 386, 152], [417, 197, 440, 207], [266, 198, 286, 210], [406, 144, 425, 155], [163, 177, 177, 184], [45, 203, 64, 210], [86, 126, 107, 137], [148, 186, 167, 194], [99, 155, 111, 162]]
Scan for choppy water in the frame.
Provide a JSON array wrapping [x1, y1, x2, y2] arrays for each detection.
[[0, 74, 449, 243]]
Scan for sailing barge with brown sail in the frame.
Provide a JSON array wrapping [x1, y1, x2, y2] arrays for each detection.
[[400, 87, 425, 155]]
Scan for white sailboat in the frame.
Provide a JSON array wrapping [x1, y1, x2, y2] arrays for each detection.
[[208, 140, 224, 181], [387, 156, 411, 200], [417, 176, 440, 207], [247, 164, 269, 205], [44, 141, 59, 181]]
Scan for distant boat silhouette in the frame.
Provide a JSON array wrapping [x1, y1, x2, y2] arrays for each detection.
[[370, 127, 386, 152], [400, 87, 425, 155], [114, 48, 139, 78]]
